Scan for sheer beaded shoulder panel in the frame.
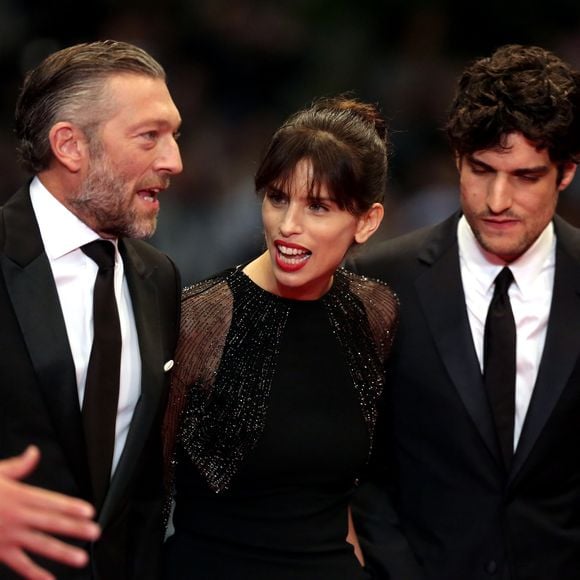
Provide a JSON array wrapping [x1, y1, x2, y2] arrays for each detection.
[[325, 269, 399, 452], [163, 267, 292, 493], [162, 273, 234, 484], [341, 269, 399, 365]]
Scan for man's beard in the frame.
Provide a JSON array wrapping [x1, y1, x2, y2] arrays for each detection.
[[71, 154, 159, 239]]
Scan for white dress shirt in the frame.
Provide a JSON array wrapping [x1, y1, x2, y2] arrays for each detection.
[[458, 215, 555, 449], [30, 176, 141, 474]]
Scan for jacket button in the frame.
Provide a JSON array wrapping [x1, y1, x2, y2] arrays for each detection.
[[485, 560, 497, 574]]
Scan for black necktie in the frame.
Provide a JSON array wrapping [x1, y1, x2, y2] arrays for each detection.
[[484, 267, 516, 470], [81, 240, 122, 510]]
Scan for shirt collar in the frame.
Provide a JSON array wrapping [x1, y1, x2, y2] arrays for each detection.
[[29, 176, 117, 260], [457, 214, 555, 297]]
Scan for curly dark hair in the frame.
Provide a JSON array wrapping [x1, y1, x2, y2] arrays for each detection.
[[445, 44, 580, 163]]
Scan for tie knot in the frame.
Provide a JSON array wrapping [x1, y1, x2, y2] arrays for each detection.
[[493, 267, 514, 296], [82, 240, 116, 270]]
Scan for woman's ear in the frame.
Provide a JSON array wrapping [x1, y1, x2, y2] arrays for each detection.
[[354, 202, 384, 244], [48, 122, 89, 173]]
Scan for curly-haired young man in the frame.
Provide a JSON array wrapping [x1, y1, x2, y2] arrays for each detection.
[[350, 44, 580, 580]]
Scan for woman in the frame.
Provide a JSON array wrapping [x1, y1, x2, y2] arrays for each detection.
[[163, 96, 398, 579]]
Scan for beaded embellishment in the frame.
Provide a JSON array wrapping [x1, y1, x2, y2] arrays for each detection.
[[163, 266, 398, 493]]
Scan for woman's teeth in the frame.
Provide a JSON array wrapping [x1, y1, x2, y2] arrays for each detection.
[[277, 245, 310, 264]]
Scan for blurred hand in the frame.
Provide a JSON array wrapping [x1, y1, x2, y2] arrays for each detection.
[[0, 446, 100, 580]]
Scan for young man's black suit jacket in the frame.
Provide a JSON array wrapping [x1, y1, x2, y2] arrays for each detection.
[[0, 186, 181, 579], [350, 212, 580, 580]]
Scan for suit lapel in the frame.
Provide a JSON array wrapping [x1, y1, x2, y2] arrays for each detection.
[[415, 215, 502, 465], [100, 239, 166, 526], [0, 187, 90, 495], [511, 218, 580, 481]]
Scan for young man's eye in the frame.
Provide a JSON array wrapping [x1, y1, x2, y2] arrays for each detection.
[[519, 174, 540, 183]]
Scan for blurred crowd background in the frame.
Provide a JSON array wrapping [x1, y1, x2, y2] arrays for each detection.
[[2, 0, 580, 284]]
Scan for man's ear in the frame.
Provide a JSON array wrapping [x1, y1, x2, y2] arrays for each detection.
[[48, 122, 89, 172], [558, 162, 577, 192], [354, 202, 384, 244]]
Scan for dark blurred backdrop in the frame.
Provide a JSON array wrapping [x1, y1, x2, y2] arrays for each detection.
[[3, 0, 580, 284]]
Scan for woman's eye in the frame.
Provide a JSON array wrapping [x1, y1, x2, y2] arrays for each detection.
[[309, 202, 328, 212], [266, 191, 287, 205]]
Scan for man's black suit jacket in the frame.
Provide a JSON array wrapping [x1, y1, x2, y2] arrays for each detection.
[[350, 212, 580, 580], [0, 186, 181, 579]]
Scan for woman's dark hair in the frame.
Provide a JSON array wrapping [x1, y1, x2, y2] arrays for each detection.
[[446, 44, 580, 164], [255, 96, 388, 215]]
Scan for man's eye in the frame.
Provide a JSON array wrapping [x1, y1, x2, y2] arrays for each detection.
[[519, 175, 540, 183]]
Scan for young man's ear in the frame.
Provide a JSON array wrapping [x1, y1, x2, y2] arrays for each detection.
[[558, 162, 577, 191]]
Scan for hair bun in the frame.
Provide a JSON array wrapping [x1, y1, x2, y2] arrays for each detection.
[[314, 96, 386, 140]]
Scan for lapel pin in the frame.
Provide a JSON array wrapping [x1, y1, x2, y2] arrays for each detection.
[[163, 360, 174, 372]]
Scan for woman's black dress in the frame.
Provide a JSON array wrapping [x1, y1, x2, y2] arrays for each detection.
[[163, 268, 397, 579]]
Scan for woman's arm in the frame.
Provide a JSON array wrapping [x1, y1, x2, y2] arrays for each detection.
[[347, 505, 365, 566]]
